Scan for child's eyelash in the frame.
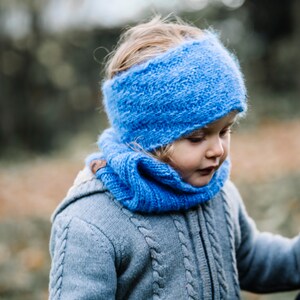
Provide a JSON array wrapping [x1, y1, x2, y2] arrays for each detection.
[[220, 127, 233, 136], [186, 126, 234, 142], [187, 137, 205, 143]]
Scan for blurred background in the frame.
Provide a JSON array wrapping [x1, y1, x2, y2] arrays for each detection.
[[0, 0, 300, 299]]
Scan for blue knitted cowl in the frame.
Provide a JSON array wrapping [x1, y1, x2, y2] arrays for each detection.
[[86, 128, 230, 213], [87, 31, 247, 213]]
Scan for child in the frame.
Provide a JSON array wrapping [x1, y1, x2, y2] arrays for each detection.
[[49, 17, 300, 299]]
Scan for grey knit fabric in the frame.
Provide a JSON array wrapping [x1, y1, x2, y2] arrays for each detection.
[[49, 168, 300, 299]]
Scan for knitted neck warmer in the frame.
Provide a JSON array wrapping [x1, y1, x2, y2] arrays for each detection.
[[87, 128, 230, 213]]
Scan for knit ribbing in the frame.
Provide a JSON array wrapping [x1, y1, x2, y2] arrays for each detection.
[[119, 206, 165, 299], [49, 221, 70, 300], [87, 131, 230, 213], [102, 31, 247, 151], [172, 215, 198, 299], [221, 189, 241, 299], [201, 199, 228, 299]]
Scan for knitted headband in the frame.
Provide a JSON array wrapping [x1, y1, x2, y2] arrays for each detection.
[[102, 31, 247, 151]]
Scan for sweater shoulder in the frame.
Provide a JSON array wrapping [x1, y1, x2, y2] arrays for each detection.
[[51, 167, 127, 228]]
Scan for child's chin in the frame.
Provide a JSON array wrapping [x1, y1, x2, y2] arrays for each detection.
[[188, 175, 213, 187]]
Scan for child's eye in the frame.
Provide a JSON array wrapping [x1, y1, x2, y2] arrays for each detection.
[[220, 127, 232, 137], [187, 137, 205, 143]]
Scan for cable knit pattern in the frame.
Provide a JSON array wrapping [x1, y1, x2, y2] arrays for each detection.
[[86, 133, 230, 213], [172, 215, 198, 299], [201, 199, 228, 299], [221, 188, 241, 299], [119, 206, 165, 299], [102, 31, 247, 151], [49, 172, 300, 299], [49, 222, 70, 300]]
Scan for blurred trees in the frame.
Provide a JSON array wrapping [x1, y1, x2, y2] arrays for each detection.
[[0, 0, 122, 154], [246, 0, 299, 90], [0, 0, 299, 156], [1, 28, 120, 153], [0, 1, 120, 153]]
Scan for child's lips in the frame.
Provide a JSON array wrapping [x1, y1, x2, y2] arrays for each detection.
[[198, 166, 217, 175]]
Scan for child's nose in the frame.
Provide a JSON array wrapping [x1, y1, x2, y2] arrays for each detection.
[[206, 137, 224, 158]]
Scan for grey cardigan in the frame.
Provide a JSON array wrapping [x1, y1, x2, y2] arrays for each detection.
[[49, 167, 300, 299]]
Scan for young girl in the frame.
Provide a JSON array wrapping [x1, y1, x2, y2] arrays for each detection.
[[49, 17, 300, 299]]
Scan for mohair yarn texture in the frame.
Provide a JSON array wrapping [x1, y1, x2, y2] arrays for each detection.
[[102, 31, 247, 151], [86, 130, 230, 213], [90, 31, 248, 213]]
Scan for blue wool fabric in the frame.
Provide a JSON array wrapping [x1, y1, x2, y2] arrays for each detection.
[[102, 31, 247, 151], [89, 31, 248, 213], [86, 128, 230, 213]]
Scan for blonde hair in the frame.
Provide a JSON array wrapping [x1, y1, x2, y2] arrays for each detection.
[[105, 15, 203, 79], [104, 16, 203, 162], [128, 140, 175, 164]]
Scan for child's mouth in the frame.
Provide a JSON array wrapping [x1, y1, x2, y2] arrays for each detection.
[[198, 166, 216, 175]]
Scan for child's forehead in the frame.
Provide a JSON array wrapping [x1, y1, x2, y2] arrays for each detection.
[[187, 114, 237, 136]]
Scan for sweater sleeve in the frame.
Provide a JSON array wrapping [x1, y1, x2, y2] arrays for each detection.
[[230, 183, 300, 293], [49, 215, 117, 300]]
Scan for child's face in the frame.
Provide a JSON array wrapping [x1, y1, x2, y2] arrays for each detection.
[[168, 112, 237, 187]]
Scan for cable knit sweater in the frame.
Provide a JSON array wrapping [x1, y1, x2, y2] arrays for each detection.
[[49, 167, 300, 299]]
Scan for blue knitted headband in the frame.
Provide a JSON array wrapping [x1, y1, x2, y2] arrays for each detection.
[[102, 31, 247, 151]]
